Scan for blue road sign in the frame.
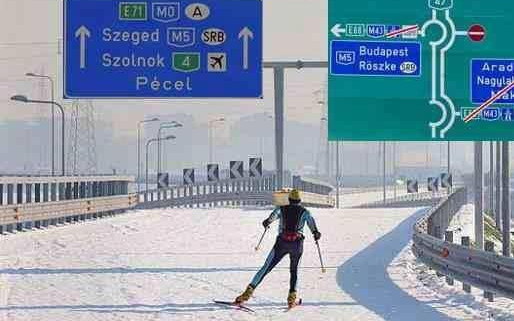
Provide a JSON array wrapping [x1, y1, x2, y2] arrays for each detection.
[[471, 59, 514, 104], [64, 0, 262, 98], [330, 40, 421, 77]]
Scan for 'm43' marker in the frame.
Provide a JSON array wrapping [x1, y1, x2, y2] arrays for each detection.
[[464, 81, 514, 123]]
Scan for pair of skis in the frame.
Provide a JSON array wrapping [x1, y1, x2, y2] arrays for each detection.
[[213, 298, 302, 313]]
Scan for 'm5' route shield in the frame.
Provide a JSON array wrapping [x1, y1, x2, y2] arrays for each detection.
[[64, 0, 262, 98]]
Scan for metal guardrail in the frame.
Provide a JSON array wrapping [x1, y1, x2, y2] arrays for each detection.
[[138, 174, 336, 209], [356, 190, 447, 208], [0, 194, 138, 234], [0, 175, 136, 234], [412, 188, 514, 300]]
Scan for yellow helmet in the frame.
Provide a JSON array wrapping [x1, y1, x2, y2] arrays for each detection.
[[288, 189, 301, 202]]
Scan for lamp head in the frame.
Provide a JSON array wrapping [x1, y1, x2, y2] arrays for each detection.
[[25, 72, 36, 77], [165, 135, 176, 140], [10, 95, 29, 103]]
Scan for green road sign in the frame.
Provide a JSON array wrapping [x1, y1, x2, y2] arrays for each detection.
[[328, 0, 514, 141], [172, 53, 200, 73], [119, 2, 147, 21]]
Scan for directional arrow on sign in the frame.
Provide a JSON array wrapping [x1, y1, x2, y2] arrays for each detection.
[[207, 164, 219, 182], [427, 177, 439, 192], [249, 158, 262, 177], [75, 25, 91, 69], [407, 180, 418, 193], [331, 24, 345, 38], [440, 173, 453, 189], [230, 161, 244, 179], [238, 27, 253, 70], [157, 173, 169, 189], [183, 169, 195, 185]]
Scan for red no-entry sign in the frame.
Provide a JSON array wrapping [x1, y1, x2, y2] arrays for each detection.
[[468, 24, 485, 42]]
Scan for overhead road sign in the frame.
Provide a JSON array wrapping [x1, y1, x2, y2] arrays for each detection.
[[64, 0, 263, 98], [183, 168, 195, 185], [471, 59, 514, 104], [249, 158, 262, 177], [207, 164, 219, 182], [331, 40, 421, 77], [230, 161, 244, 179], [407, 180, 418, 193], [328, 0, 514, 141]]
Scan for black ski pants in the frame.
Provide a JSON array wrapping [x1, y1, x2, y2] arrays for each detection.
[[250, 237, 304, 293]]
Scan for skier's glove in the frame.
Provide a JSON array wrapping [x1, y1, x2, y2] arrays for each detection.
[[262, 219, 271, 229], [313, 230, 321, 241]]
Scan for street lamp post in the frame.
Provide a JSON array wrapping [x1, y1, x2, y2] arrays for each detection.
[[11, 95, 65, 176], [146, 135, 176, 193], [209, 118, 225, 163], [157, 121, 182, 175], [26, 73, 55, 176], [137, 118, 159, 193]]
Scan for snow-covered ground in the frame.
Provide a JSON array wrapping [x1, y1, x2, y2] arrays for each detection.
[[339, 187, 409, 208], [0, 193, 512, 320]]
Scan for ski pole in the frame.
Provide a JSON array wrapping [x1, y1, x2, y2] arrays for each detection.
[[254, 227, 269, 251], [315, 240, 326, 273]]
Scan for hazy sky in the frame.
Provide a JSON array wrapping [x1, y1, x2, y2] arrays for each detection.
[[0, 0, 328, 137], [0, 0, 499, 176]]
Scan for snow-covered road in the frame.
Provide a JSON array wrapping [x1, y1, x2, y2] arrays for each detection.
[[0, 199, 477, 321]]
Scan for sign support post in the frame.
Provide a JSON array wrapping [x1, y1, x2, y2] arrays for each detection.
[[501, 142, 510, 257], [490, 141, 494, 214], [264, 61, 328, 190], [336, 141, 340, 208], [495, 141, 502, 229], [474, 141, 484, 250], [273, 67, 285, 189], [383, 141, 386, 204]]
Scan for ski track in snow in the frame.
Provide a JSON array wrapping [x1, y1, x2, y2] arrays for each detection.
[[0, 192, 511, 320]]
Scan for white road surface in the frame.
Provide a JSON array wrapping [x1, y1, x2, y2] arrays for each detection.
[[0, 194, 507, 320]]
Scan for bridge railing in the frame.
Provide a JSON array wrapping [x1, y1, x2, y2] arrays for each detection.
[[0, 176, 136, 234], [138, 174, 336, 209], [138, 175, 278, 209], [413, 187, 514, 300], [357, 190, 447, 208]]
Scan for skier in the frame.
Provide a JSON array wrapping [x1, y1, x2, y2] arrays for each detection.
[[234, 189, 322, 308]]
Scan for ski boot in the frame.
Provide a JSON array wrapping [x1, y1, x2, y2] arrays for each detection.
[[287, 291, 297, 309], [234, 285, 254, 304]]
